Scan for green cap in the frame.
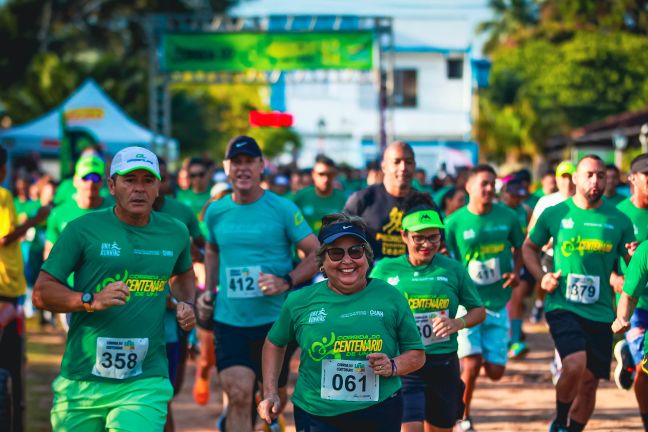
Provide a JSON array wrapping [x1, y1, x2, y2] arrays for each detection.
[[75, 155, 105, 178], [402, 210, 445, 232], [556, 160, 576, 177]]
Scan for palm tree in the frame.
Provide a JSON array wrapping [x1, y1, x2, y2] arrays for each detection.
[[477, 0, 540, 54]]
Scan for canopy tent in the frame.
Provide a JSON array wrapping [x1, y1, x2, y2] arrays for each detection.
[[0, 79, 176, 157]]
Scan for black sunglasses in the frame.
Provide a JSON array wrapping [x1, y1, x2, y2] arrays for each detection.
[[81, 173, 103, 184], [189, 172, 206, 178], [326, 244, 365, 262]]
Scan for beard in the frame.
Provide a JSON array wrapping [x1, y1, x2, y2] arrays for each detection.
[[584, 188, 603, 204]]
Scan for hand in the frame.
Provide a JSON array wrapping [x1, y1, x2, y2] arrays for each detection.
[[432, 315, 462, 338], [541, 270, 562, 293], [502, 272, 520, 289], [612, 317, 631, 334], [610, 272, 625, 294], [258, 273, 289, 296], [196, 291, 214, 324], [257, 393, 281, 424], [626, 241, 639, 257], [93, 281, 130, 311], [367, 353, 393, 377], [176, 301, 196, 331]]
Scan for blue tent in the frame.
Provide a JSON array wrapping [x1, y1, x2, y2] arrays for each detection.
[[0, 79, 176, 157]]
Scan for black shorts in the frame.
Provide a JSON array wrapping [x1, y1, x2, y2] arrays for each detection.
[[213, 321, 296, 387], [401, 353, 464, 428], [546, 309, 613, 379]]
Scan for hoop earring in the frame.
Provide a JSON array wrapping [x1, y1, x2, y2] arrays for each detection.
[[319, 266, 324, 273]]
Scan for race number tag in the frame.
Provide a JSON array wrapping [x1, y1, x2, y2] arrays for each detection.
[[226, 266, 262, 298], [92, 337, 148, 379], [321, 359, 379, 402], [414, 310, 450, 345], [565, 274, 600, 304], [468, 258, 501, 285]]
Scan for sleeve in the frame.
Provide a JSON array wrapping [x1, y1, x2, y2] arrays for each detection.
[[45, 210, 60, 244], [395, 292, 424, 352], [508, 211, 525, 248], [457, 265, 483, 310], [368, 261, 387, 280], [267, 297, 296, 347], [41, 222, 83, 287], [528, 210, 551, 247], [173, 225, 193, 275], [622, 243, 648, 299], [617, 216, 636, 257], [444, 219, 460, 262], [185, 207, 203, 240], [283, 199, 313, 244], [343, 191, 362, 216], [204, 204, 218, 245]]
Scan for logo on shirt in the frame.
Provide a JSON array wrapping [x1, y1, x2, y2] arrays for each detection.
[[308, 308, 327, 324], [100, 242, 121, 257], [387, 275, 400, 286], [294, 211, 305, 226], [463, 229, 475, 240], [561, 218, 574, 229], [560, 237, 613, 257]]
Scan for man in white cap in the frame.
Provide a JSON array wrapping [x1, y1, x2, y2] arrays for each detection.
[[33, 146, 197, 431]]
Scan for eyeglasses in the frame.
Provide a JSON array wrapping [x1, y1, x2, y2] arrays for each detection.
[[326, 244, 366, 262], [315, 171, 336, 178], [81, 173, 102, 184], [410, 234, 442, 245], [189, 172, 206, 178]]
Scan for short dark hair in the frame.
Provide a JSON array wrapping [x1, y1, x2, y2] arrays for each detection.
[[468, 163, 497, 180], [542, 168, 555, 178], [314, 154, 336, 168], [403, 192, 437, 217], [188, 157, 208, 170], [158, 156, 167, 168], [577, 154, 603, 168], [605, 163, 620, 174], [0, 145, 6, 167]]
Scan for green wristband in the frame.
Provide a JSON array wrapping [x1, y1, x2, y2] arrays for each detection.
[[458, 317, 467, 329]]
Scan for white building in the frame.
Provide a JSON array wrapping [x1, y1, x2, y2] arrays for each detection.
[[233, 0, 491, 174]]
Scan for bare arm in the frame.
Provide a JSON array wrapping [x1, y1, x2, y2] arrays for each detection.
[[612, 293, 638, 334], [43, 241, 53, 261], [0, 206, 51, 247], [432, 306, 485, 338], [258, 339, 288, 423], [169, 267, 197, 303], [258, 234, 320, 295], [522, 237, 544, 282], [204, 242, 220, 295]]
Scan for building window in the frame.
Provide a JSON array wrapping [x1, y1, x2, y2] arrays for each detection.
[[447, 58, 463, 79], [394, 69, 417, 107]]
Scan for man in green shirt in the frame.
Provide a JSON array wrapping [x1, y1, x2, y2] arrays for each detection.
[[33, 146, 197, 431], [176, 157, 211, 237], [523, 155, 636, 432], [292, 155, 347, 234], [445, 164, 524, 432], [604, 163, 626, 206]]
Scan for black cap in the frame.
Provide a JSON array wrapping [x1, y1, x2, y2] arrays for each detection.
[[225, 135, 262, 160], [318, 223, 368, 245], [631, 154, 648, 174], [503, 180, 529, 197]]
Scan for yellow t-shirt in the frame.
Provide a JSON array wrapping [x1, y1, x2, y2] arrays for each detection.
[[0, 187, 26, 297]]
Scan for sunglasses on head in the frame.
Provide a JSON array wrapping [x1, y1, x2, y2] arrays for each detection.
[[326, 244, 365, 262], [189, 172, 206, 178], [81, 173, 102, 184]]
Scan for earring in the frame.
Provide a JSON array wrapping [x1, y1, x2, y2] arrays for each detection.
[[319, 266, 324, 273]]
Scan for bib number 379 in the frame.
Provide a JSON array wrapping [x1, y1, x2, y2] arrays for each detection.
[[92, 337, 148, 380], [565, 274, 600, 304], [321, 359, 378, 402]]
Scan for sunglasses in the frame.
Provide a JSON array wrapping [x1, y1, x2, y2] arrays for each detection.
[[81, 173, 103, 184], [326, 244, 365, 262], [189, 172, 206, 178], [410, 234, 442, 245]]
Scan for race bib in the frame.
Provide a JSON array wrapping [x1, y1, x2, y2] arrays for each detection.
[[92, 337, 148, 379], [226, 266, 262, 298], [565, 274, 600, 304], [321, 359, 379, 402], [468, 257, 501, 285], [414, 310, 450, 345]]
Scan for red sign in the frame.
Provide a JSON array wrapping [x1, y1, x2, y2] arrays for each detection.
[[249, 110, 294, 128]]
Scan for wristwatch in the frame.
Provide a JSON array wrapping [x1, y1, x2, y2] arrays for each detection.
[[82, 292, 95, 313], [281, 274, 294, 290]]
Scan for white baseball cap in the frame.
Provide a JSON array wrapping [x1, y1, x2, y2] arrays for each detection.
[[110, 146, 161, 180]]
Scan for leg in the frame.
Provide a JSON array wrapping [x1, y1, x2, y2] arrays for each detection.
[[556, 352, 587, 404], [569, 368, 599, 426], [483, 363, 505, 381], [194, 327, 214, 405], [636, 367, 648, 415], [481, 307, 509, 381], [0, 316, 24, 432], [220, 366, 256, 432], [460, 355, 483, 419]]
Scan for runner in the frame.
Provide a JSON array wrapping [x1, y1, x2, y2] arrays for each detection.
[[371, 194, 485, 432], [200, 135, 319, 432], [604, 163, 625, 206], [444, 164, 524, 432], [522, 154, 636, 432], [32, 146, 197, 431], [344, 141, 437, 260], [292, 154, 347, 234], [176, 157, 211, 237], [258, 214, 425, 431], [613, 240, 648, 431]]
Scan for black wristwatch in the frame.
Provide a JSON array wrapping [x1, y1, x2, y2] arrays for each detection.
[[281, 274, 294, 290], [82, 292, 94, 313]]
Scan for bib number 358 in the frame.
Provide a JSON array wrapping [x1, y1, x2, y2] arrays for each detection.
[[321, 359, 378, 402], [92, 337, 148, 380]]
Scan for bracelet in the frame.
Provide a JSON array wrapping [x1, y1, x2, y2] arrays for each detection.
[[458, 317, 467, 329], [390, 358, 398, 377]]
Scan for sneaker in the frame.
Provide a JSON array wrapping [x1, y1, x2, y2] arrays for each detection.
[[548, 420, 569, 432], [613, 340, 635, 390], [193, 375, 210, 405], [216, 411, 227, 432], [530, 302, 544, 324], [550, 350, 562, 386], [508, 341, 529, 359], [456, 417, 476, 431]]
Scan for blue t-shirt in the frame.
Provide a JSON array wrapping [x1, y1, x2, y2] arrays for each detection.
[[204, 191, 312, 327]]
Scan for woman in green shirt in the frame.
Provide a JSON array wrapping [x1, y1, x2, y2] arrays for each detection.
[[258, 213, 424, 431], [372, 194, 485, 432]]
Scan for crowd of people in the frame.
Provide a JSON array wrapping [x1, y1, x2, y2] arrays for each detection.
[[0, 137, 647, 432]]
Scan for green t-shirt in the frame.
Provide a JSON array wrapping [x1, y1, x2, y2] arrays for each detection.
[[604, 192, 626, 207], [292, 186, 347, 234], [525, 193, 541, 211], [46, 197, 114, 245], [267, 279, 422, 416], [176, 189, 211, 237], [615, 199, 648, 305], [53, 178, 111, 205], [41, 208, 193, 382], [13, 198, 40, 224], [623, 242, 648, 349], [445, 203, 525, 311], [370, 254, 482, 355], [529, 198, 635, 323]]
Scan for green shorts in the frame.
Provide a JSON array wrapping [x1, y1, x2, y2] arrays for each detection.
[[51, 375, 173, 431]]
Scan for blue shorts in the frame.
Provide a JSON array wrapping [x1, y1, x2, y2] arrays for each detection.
[[626, 307, 648, 365], [166, 342, 180, 389], [457, 307, 509, 366]]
